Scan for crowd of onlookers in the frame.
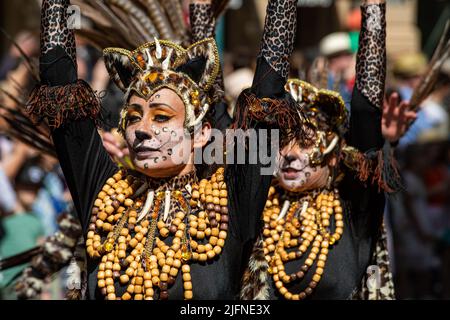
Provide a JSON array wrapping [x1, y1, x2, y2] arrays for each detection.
[[0, 15, 449, 300]]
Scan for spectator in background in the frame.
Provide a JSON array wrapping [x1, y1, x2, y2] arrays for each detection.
[[392, 52, 428, 101], [0, 156, 45, 300], [390, 144, 441, 299], [319, 32, 355, 109], [399, 58, 450, 147]]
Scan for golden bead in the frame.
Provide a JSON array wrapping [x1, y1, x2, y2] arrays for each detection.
[[122, 292, 132, 300], [160, 273, 168, 282], [98, 279, 106, 288], [107, 293, 116, 300], [181, 264, 190, 273], [120, 274, 129, 284], [184, 281, 193, 290], [184, 290, 193, 300], [181, 250, 192, 262]]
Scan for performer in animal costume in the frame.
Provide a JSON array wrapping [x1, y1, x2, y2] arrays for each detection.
[[25, 0, 303, 300], [240, 0, 415, 300]]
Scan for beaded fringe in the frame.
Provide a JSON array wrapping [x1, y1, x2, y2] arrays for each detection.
[[26, 80, 102, 129]]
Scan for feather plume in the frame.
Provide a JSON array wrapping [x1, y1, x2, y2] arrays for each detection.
[[410, 20, 450, 111]]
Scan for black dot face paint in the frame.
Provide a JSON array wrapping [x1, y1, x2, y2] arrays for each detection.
[[275, 147, 325, 192]]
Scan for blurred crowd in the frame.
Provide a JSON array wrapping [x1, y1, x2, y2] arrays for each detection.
[[0, 7, 449, 300]]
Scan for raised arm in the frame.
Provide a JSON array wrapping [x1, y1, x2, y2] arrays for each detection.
[[227, 0, 298, 242], [252, 0, 297, 98], [27, 0, 117, 232], [189, 0, 216, 42], [344, 0, 389, 240], [189, 0, 232, 130], [348, 0, 386, 152]]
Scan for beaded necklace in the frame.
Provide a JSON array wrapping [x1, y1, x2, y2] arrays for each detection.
[[85, 167, 228, 300], [262, 186, 344, 300]]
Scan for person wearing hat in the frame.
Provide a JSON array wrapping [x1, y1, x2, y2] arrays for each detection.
[[319, 32, 355, 109], [392, 52, 428, 102], [398, 58, 449, 147]]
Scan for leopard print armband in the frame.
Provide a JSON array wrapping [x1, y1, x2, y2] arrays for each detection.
[[190, 3, 216, 42], [41, 0, 77, 69], [258, 0, 297, 80], [356, 3, 386, 109]]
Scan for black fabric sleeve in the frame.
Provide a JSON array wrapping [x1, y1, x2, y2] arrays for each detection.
[[343, 3, 387, 241], [226, 0, 297, 243], [37, 0, 117, 233], [43, 48, 117, 232], [343, 88, 385, 240], [52, 121, 118, 233]]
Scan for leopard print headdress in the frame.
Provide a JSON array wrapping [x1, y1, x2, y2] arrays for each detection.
[[103, 38, 220, 133], [285, 79, 348, 165]]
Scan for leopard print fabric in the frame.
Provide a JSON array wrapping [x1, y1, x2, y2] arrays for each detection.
[[356, 3, 386, 109], [146, 171, 199, 223], [351, 223, 396, 300], [258, 0, 297, 80], [41, 0, 77, 68], [189, 2, 226, 105], [190, 3, 216, 43]]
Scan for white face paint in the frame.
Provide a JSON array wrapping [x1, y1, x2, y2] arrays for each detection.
[[124, 89, 194, 178], [275, 141, 330, 192]]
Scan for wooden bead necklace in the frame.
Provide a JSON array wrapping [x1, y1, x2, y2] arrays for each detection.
[[262, 186, 344, 300], [85, 167, 228, 300]]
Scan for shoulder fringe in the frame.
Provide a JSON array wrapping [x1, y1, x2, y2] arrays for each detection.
[[341, 141, 402, 193]]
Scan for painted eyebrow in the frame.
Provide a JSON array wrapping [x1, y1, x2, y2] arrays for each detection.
[[128, 103, 143, 112], [148, 102, 176, 112]]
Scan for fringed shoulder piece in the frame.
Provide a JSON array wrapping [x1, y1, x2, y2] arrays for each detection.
[[341, 141, 402, 193], [258, 0, 297, 80], [355, 2, 386, 108], [26, 80, 101, 129]]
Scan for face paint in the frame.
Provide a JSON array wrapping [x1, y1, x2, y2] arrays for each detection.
[[275, 142, 330, 192], [125, 89, 195, 178]]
